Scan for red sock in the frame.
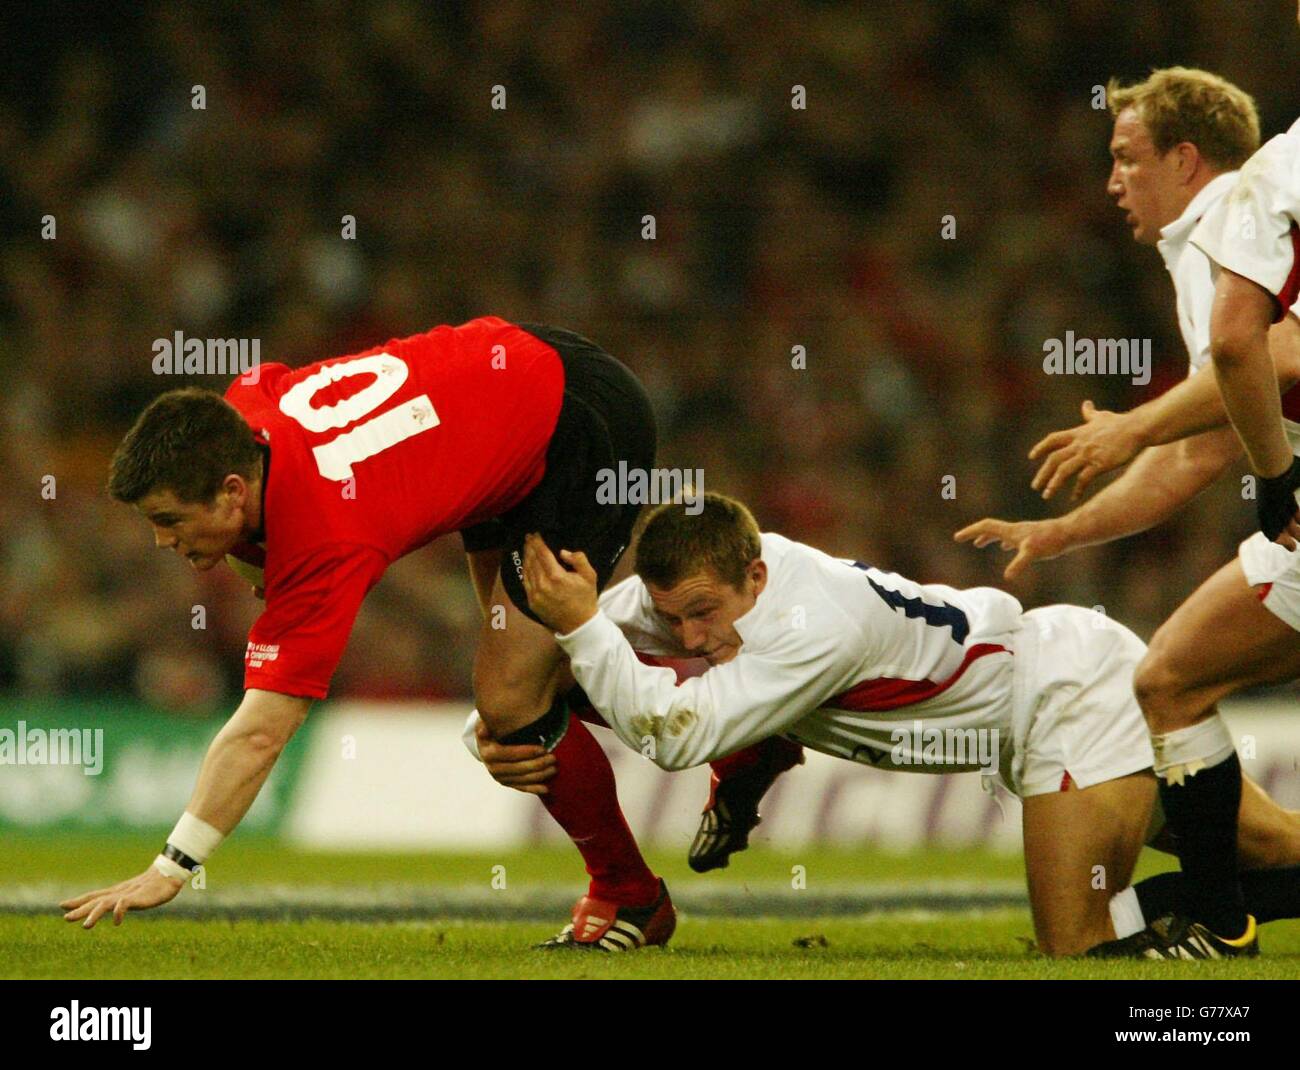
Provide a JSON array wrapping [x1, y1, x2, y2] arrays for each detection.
[[705, 737, 803, 808], [710, 736, 804, 779], [541, 715, 659, 906]]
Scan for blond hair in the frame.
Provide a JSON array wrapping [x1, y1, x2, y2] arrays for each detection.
[[1108, 67, 1260, 170]]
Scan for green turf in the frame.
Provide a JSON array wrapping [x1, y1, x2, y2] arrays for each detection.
[[8, 833, 1295, 978], [6, 914, 1300, 979], [0, 832, 1037, 887]]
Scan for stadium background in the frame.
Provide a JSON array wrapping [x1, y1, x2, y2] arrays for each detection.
[[3, 2, 1300, 865]]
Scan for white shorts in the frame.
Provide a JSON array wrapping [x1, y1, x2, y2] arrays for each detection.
[[1006, 604, 1154, 798], [1190, 118, 1300, 320], [1238, 530, 1300, 632]]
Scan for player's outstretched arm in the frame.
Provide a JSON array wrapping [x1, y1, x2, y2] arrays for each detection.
[[956, 427, 1241, 580], [60, 688, 311, 929], [1030, 316, 1300, 502]]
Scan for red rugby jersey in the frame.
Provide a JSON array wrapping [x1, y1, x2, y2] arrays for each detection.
[[223, 316, 564, 698]]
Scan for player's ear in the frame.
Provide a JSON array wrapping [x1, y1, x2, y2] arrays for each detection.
[[748, 558, 768, 597], [1172, 140, 1200, 181], [219, 472, 245, 504]]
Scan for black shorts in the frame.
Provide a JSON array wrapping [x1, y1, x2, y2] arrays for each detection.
[[460, 322, 658, 625]]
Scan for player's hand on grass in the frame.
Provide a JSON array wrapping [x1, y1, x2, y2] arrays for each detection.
[[1029, 400, 1141, 501], [953, 517, 1070, 581], [474, 719, 556, 795], [520, 532, 599, 634], [59, 866, 185, 930]]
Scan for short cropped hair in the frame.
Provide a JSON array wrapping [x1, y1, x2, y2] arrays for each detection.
[[1108, 67, 1260, 171], [108, 388, 261, 504], [635, 492, 762, 591]]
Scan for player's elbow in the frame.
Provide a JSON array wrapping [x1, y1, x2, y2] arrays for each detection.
[[231, 692, 310, 756], [647, 731, 716, 772], [1210, 277, 1277, 369], [1210, 320, 1257, 370], [241, 728, 291, 759]]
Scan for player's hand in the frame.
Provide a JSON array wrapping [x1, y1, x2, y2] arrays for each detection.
[[59, 866, 185, 930], [520, 533, 599, 634], [475, 719, 556, 795], [953, 517, 1071, 581], [1256, 458, 1300, 549], [1028, 401, 1142, 501]]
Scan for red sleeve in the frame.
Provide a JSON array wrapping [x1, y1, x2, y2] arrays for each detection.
[[243, 544, 389, 699]]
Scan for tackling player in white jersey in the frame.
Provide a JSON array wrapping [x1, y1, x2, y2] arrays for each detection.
[[960, 64, 1300, 956], [494, 493, 1300, 958]]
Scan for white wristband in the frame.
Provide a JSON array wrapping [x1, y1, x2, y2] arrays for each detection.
[[167, 812, 225, 864], [152, 854, 190, 882]]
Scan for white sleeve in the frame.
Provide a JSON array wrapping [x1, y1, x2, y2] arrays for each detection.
[[596, 575, 680, 655], [1181, 250, 1217, 374], [461, 709, 483, 762], [556, 608, 860, 771]]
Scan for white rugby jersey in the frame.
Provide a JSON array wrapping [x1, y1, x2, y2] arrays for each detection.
[[558, 532, 1024, 774], [1190, 117, 1300, 450], [1156, 170, 1239, 374]]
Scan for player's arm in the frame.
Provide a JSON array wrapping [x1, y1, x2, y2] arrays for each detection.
[[1030, 316, 1300, 502], [956, 427, 1241, 580], [1138, 316, 1300, 447], [521, 536, 851, 771], [59, 688, 310, 929], [463, 572, 681, 793], [59, 543, 382, 931], [1210, 270, 1300, 545], [185, 688, 311, 829], [560, 620, 827, 770], [1053, 428, 1240, 544]]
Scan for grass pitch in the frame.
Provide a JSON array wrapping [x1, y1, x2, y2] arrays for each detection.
[[4, 833, 1298, 979]]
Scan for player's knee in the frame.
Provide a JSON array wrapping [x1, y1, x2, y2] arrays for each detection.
[[473, 662, 554, 732], [1132, 644, 1183, 727], [1240, 809, 1300, 869]]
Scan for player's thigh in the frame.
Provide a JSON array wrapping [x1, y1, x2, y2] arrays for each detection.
[[1236, 776, 1300, 870], [1136, 559, 1300, 725], [472, 570, 568, 734], [466, 548, 503, 617], [1021, 771, 1155, 955]]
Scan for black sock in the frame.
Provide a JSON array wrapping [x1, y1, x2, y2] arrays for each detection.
[[1136, 864, 1300, 926], [1240, 866, 1300, 924], [1134, 870, 1186, 921], [496, 694, 570, 750], [1156, 751, 1247, 938]]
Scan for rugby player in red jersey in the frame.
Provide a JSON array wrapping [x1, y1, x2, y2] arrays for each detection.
[[60, 317, 686, 948]]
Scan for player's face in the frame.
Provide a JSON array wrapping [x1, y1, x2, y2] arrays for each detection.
[[1107, 107, 1185, 244], [646, 560, 768, 666], [136, 479, 253, 571]]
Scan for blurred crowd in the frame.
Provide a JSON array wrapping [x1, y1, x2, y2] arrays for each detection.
[[3, 0, 1299, 710]]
